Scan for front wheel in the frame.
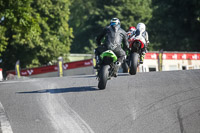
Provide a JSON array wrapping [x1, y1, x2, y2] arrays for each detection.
[[129, 52, 139, 75], [98, 65, 110, 90]]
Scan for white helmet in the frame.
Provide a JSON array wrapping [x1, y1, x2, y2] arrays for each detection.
[[136, 23, 146, 32]]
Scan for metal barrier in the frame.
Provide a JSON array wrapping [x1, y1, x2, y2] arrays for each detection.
[[6, 59, 94, 78]]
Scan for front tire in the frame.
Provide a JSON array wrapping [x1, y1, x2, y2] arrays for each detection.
[[98, 65, 110, 90], [129, 52, 139, 75]]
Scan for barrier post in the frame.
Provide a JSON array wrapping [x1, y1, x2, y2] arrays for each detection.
[[0, 68, 3, 81], [158, 49, 163, 71], [15, 60, 21, 78], [58, 57, 64, 77]]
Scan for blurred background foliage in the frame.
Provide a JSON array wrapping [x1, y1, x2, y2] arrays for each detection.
[[0, 0, 72, 71], [0, 0, 200, 71]]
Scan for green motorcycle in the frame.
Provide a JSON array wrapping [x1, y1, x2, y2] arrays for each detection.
[[97, 50, 118, 90]]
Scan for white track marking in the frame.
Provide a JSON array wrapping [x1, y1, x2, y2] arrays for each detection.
[[0, 102, 13, 133], [41, 94, 94, 133]]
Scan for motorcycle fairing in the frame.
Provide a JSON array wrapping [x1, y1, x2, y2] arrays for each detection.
[[100, 50, 118, 62], [130, 35, 146, 49]]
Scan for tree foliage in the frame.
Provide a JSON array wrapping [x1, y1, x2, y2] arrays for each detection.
[[149, 0, 200, 51], [0, 25, 8, 56], [31, 0, 73, 66], [0, 0, 42, 70], [0, 0, 72, 71]]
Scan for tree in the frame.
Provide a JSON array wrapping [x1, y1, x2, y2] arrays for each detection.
[[0, 0, 73, 72], [0, 0, 42, 71], [0, 23, 8, 56], [31, 0, 73, 66], [69, 0, 97, 53], [149, 0, 200, 51]]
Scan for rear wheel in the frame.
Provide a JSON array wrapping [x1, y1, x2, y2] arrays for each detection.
[[98, 65, 110, 90], [129, 52, 139, 75]]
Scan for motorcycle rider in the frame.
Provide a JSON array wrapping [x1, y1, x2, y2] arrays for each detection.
[[135, 23, 149, 64], [126, 26, 136, 51], [127, 26, 136, 39], [94, 18, 129, 77]]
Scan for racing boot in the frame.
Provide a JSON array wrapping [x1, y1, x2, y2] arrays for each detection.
[[94, 55, 101, 69], [140, 50, 146, 64]]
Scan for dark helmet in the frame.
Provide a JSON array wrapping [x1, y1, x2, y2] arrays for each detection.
[[110, 18, 120, 27]]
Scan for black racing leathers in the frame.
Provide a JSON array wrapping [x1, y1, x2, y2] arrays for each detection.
[[96, 25, 129, 63]]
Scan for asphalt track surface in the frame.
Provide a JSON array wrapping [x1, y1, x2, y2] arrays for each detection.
[[0, 69, 200, 133]]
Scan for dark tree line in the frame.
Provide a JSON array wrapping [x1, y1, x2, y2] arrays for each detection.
[[149, 0, 200, 51]]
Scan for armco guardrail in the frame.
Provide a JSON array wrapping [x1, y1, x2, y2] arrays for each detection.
[[6, 59, 94, 78]]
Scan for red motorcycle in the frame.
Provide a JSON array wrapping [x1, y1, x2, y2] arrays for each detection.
[[127, 33, 146, 75]]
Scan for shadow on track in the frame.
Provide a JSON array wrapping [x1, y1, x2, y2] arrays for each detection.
[[71, 73, 130, 79], [16, 86, 98, 94]]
